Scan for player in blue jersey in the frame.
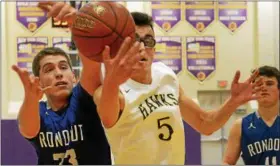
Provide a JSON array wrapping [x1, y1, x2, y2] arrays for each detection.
[[223, 65, 280, 165], [12, 47, 112, 165]]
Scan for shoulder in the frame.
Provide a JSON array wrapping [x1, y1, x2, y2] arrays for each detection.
[[152, 62, 178, 83], [242, 112, 256, 123], [70, 83, 95, 106], [233, 118, 242, 127], [152, 62, 176, 76], [72, 83, 91, 97], [230, 118, 242, 136], [38, 101, 48, 115]]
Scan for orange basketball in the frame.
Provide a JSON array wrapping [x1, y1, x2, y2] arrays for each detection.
[[71, 2, 136, 62]]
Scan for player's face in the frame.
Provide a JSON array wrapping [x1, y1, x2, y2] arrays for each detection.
[[256, 76, 279, 107], [38, 55, 75, 99], [132, 25, 155, 72]]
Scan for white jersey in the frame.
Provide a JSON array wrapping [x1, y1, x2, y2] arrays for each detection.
[[102, 62, 185, 164]]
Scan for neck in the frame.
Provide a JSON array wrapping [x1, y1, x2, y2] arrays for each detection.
[[131, 69, 152, 84], [47, 96, 68, 111], [258, 102, 279, 121]]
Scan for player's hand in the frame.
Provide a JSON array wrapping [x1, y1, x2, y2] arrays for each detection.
[[230, 69, 262, 105], [12, 65, 51, 101], [102, 37, 141, 86], [38, 2, 76, 25]]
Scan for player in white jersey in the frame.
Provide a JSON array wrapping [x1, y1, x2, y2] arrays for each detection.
[[94, 12, 262, 164], [37, 3, 262, 164], [101, 62, 185, 164]]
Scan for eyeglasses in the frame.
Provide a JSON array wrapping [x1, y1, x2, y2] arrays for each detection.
[[135, 34, 156, 48]]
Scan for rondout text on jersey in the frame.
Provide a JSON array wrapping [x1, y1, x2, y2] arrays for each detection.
[[39, 124, 84, 148], [247, 138, 280, 157], [138, 93, 178, 120]]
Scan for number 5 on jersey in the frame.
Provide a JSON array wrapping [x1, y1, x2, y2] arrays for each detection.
[[157, 116, 174, 141]]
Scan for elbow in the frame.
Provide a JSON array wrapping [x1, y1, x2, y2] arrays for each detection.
[[101, 118, 115, 129], [17, 118, 40, 138], [18, 124, 40, 138], [203, 131, 214, 136], [200, 129, 214, 136], [222, 161, 230, 165], [198, 121, 214, 136], [222, 156, 236, 165]]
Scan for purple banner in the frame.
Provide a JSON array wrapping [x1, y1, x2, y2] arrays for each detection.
[[52, 37, 72, 52], [16, 2, 48, 32], [185, 2, 215, 33], [17, 37, 48, 72], [154, 37, 182, 74], [186, 36, 216, 81], [218, 2, 247, 32], [151, 2, 181, 32]]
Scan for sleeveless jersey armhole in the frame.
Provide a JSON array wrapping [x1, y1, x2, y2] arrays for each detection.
[[105, 87, 129, 131]]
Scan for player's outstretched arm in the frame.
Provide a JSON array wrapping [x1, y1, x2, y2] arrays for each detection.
[[223, 119, 242, 165], [79, 53, 102, 95], [12, 65, 48, 138], [93, 37, 140, 128], [179, 70, 261, 135]]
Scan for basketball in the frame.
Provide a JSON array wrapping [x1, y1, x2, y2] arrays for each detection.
[[71, 2, 136, 62]]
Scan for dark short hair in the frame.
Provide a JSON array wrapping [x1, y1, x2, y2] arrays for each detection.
[[252, 65, 280, 88], [32, 47, 72, 76], [131, 12, 154, 31]]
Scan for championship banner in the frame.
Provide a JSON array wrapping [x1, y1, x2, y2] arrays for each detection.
[[52, 37, 72, 52], [151, 2, 181, 32], [186, 36, 216, 82], [52, 1, 87, 28], [218, 2, 247, 33], [154, 36, 182, 74], [185, 2, 215, 33], [17, 37, 48, 72], [16, 2, 48, 32]]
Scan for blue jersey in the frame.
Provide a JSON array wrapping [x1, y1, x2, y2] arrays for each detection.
[[241, 112, 280, 165], [27, 83, 111, 165]]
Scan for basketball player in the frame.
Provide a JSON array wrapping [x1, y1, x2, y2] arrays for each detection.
[[93, 12, 263, 164], [223, 66, 280, 165], [38, 2, 262, 164], [12, 47, 115, 165]]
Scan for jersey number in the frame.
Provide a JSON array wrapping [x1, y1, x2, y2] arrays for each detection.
[[53, 149, 78, 165], [157, 116, 174, 141], [265, 156, 278, 165]]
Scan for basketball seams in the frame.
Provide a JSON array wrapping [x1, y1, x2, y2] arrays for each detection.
[[118, 3, 129, 37], [78, 4, 124, 39], [71, 2, 136, 61], [107, 2, 127, 39]]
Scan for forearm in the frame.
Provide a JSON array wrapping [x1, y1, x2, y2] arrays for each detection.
[[18, 97, 40, 138], [201, 97, 239, 134], [79, 54, 101, 95], [98, 78, 120, 128]]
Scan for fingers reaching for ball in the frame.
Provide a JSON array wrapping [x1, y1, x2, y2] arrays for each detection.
[[102, 37, 141, 86], [38, 1, 76, 24]]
